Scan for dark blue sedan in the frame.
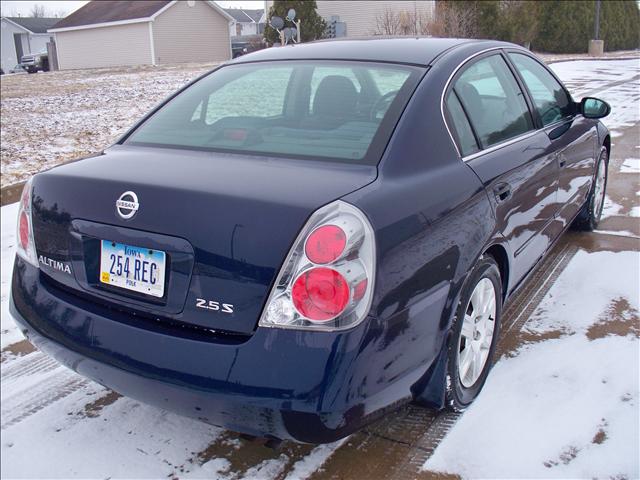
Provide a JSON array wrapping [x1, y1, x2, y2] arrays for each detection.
[[11, 38, 610, 443]]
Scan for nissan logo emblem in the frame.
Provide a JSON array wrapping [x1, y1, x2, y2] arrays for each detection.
[[116, 191, 139, 219]]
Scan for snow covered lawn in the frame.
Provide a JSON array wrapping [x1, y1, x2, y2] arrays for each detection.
[[0, 63, 216, 188]]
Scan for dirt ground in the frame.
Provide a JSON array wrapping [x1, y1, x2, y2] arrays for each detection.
[[1, 57, 638, 479]]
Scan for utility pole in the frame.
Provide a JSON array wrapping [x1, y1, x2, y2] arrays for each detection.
[[594, 0, 601, 40], [588, 0, 604, 56]]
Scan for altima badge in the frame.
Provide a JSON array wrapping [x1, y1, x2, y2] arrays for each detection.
[[116, 191, 139, 219]]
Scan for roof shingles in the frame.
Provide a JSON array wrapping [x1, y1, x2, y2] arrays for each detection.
[[4, 17, 59, 33], [51, 0, 172, 29], [224, 8, 263, 23]]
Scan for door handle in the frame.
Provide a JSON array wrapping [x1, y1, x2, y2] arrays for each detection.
[[557, 153, 567, 168], [493, 182, 512, 202]]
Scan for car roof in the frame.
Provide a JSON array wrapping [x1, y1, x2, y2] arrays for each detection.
[[230, 37, 512, 67]]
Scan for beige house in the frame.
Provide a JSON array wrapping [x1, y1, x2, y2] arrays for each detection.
[[49, 0, 233, 70], [264, 0, 435, 37]]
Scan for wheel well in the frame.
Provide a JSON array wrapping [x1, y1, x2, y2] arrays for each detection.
[[484, 244, 509, 301], [603, 135, 611, 156]]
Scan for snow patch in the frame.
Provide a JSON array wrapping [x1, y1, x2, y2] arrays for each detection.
[[1, 203, 20, 349], [284, 439, 349, 480], [601, 195, 623, 219], [424, 250, 640, 479], [621, 158, 640, 173]]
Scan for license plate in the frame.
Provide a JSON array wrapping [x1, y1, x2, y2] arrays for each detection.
[[100, 240, 166, 298]]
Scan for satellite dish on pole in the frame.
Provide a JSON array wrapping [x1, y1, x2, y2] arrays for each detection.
[[286, 8, 296, 21], [270, 16, 284, 30]]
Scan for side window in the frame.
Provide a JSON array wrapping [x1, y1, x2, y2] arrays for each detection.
[[509, 53, 573, 126], [203, 66, 293, 125], [453, 55, 534, 148], [446, 91, 479, 157]]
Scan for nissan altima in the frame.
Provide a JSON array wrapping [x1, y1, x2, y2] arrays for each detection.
[[10, 38, 611, 444]]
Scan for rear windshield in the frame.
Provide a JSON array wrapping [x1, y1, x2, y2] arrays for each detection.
[[125, 61, 424, 164]]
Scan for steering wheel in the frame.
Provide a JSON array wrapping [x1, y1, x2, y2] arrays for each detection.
[[370, 90, 399, 121]]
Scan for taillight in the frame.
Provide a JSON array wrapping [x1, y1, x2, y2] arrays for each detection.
[[305, 225, 346, 264], [15, 177, 38, 267], [292, 267, 350, 321], [19, 211, 30, 250], [260, 200, 375, 331]]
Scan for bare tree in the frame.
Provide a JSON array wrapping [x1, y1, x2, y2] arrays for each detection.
[[373, 8, 435, 36], [425, 1, 479, 38], [29, 4, 48, 18], [373, 8, 402, 35]]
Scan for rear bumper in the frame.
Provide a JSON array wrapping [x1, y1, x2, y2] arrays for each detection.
[[10, 257, 448, 443]]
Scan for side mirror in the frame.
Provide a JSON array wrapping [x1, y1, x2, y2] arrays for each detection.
[[580, 97, 610, 119]]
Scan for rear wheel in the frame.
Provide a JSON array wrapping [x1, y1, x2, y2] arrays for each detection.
[[445, 256, 502, 411], [573, 147, 608, 231]]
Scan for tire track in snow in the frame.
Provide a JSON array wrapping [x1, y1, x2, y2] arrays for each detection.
[[1, 351, 59, 383], [1, 360, 89, 430]]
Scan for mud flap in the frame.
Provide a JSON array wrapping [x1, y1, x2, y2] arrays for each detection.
[[411, 335, 449, 409]]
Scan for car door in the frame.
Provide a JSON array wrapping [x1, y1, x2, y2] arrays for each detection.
[[507, 51, 599, 229], [444, 52, 560, 290]]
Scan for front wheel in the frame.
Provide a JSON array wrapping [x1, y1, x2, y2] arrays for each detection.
[[573, 147, 608, 231], [445, 255, 502, 412]]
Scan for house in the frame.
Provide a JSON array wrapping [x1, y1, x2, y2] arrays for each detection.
[[1, 17, 58, 72], [48, 0, 234, 70], [225, 8, 264, 37], [263, 0, 435, 37]]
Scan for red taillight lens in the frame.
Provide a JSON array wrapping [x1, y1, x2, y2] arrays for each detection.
[[305, 225, 346, 264], [15, 177, 39, 267], [19, 211, 30, 250], [292, 267, 350, 321], [353, 278, 368, 301]]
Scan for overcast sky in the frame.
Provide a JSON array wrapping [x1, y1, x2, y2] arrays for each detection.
[[0, 0, 264, 17]]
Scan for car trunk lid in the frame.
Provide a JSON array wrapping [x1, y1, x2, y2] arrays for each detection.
[[31, 145, 377, 335]]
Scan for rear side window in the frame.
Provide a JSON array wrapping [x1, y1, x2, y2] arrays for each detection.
[[453, 55, 534, 148], [126, 61, 422, 164], [509, 53, 573, 126], [445, 91, 479, 157]]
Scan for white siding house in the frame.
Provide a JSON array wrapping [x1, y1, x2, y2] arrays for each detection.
[[49, 0, 233, 70], [54, 22, 151, 70], [1, 17, 57, 72], [224, 8, 263, 37], [264, 0, 435, 37], [154, 0, 232, 64]]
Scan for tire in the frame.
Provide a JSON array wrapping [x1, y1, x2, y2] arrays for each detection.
[[445, 255, 502, 412], [573, 146, 608, 231]]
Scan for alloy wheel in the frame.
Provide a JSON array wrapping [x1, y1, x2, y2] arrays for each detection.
[[593, 157, 607, 220], [458, 278, 497, 388]]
